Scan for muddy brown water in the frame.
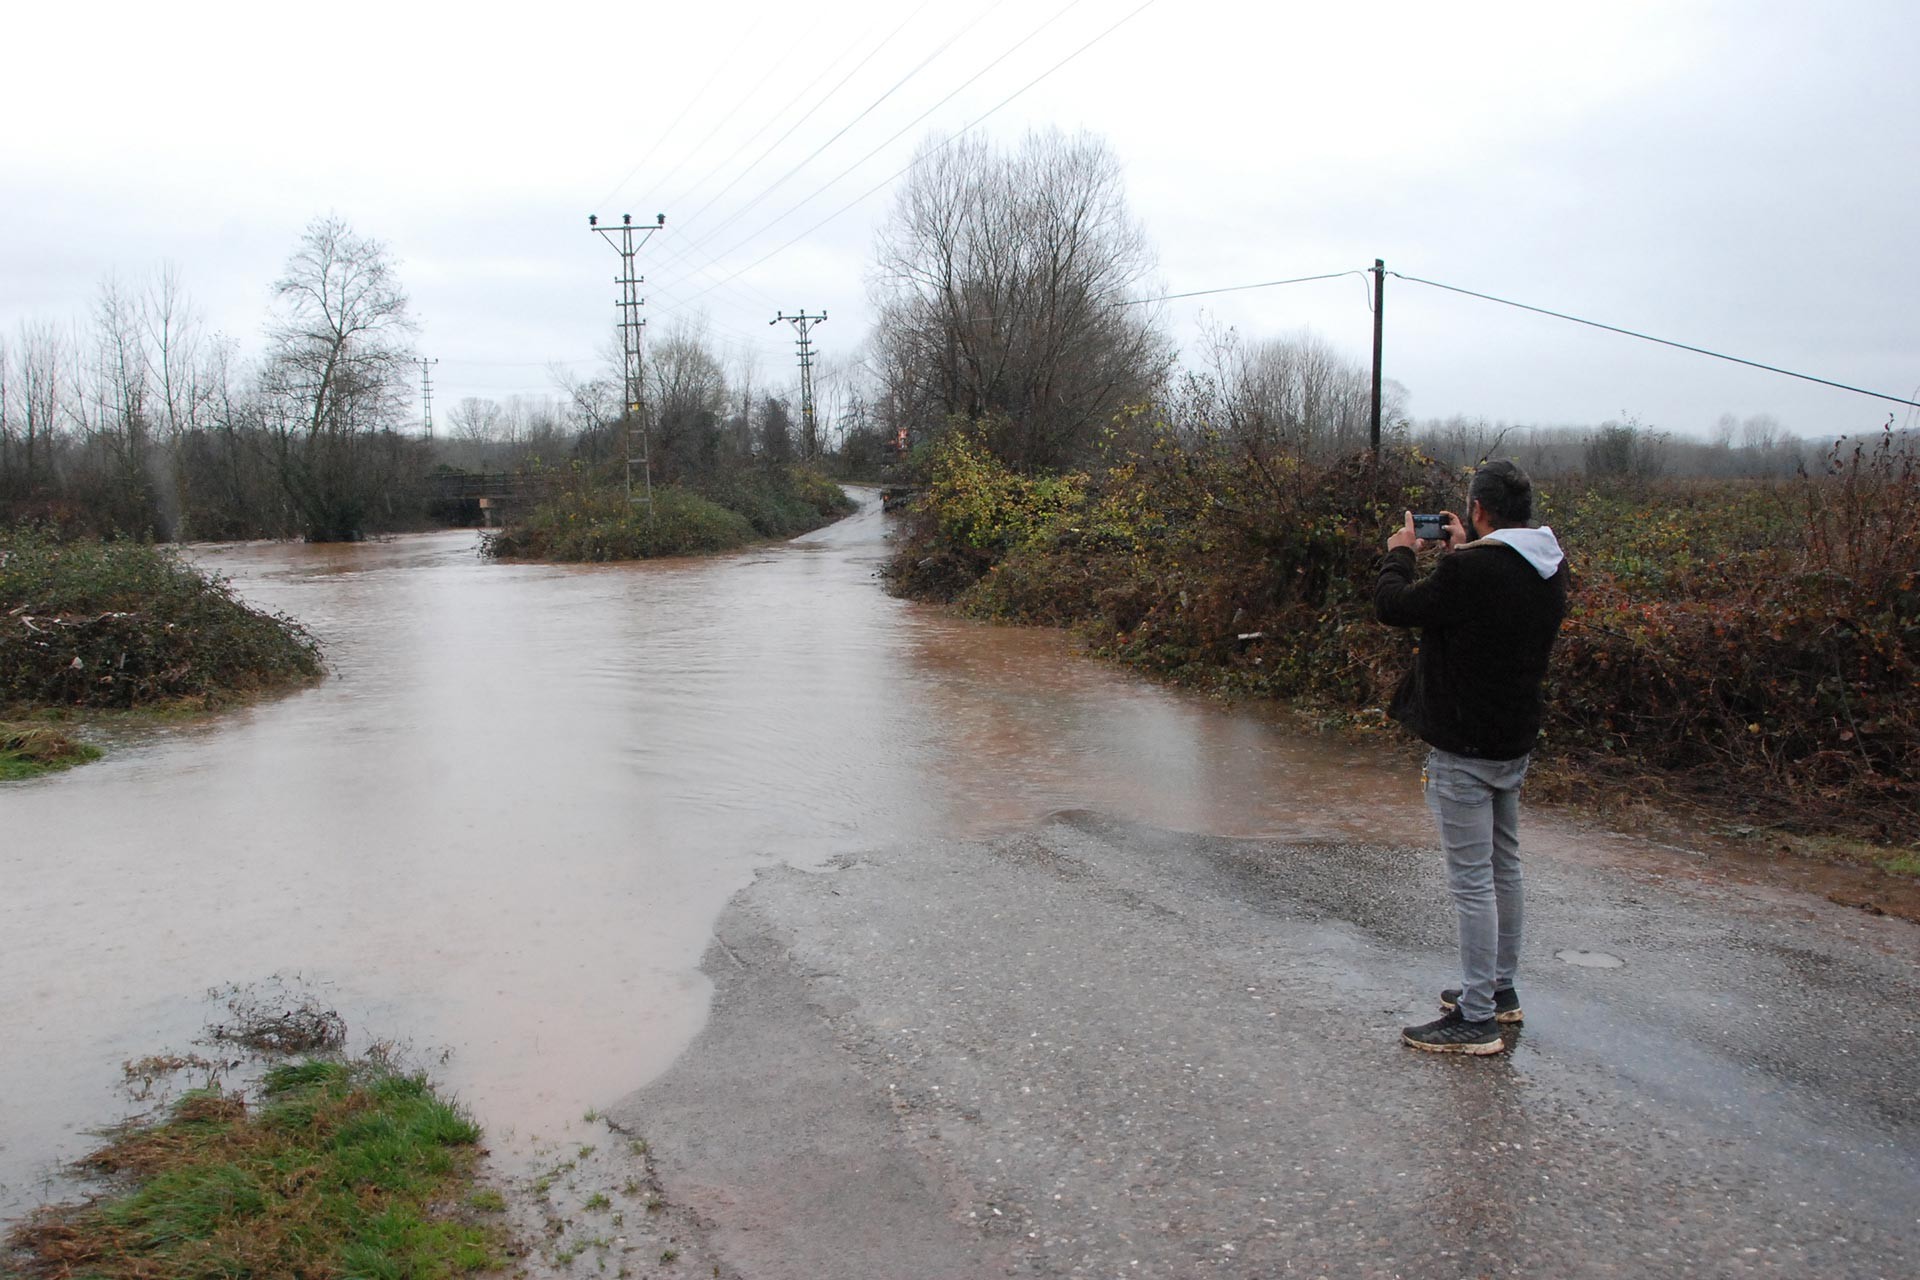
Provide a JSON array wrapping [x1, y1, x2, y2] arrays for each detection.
[[0, 488, 1689, 1221]]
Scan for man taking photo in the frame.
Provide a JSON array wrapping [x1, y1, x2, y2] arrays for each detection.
[[1375, 459, 1569, 1055]]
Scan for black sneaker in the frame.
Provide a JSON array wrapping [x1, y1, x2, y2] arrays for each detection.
[[1439, 986, 1523, 1024], [1401, 1008, 1506, 1055]]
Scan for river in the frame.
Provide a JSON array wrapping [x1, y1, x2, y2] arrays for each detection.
[[0, 488, 1433, 1222]]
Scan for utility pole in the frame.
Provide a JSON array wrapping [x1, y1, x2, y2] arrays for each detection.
[[413, 357, 439, 441], [1370, 258, 1385, 460], [589, 212, 666, 513], [771, 310, 827, 460]]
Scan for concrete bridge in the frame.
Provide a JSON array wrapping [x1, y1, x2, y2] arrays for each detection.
[[422, 472, 555, 526]]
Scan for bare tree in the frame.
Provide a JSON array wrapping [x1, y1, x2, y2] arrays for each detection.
[[1584, 418, 1670, 483], [261, 216, 418, 540], [872, 129, 1173, 470], [551, 366, 622, 466], [15, 321, 64, 496], [645, 317, 728, 481], [1201, 322, 1403, 461], [71, 275, 179, 536], [1740, 413, 1782, 453], [142, 264, 210, 444]]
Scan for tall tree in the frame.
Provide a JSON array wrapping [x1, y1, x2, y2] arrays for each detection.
[[645, 318, 729, 482], [872, 129, 1173, 470], [262, 216, 418, 540]]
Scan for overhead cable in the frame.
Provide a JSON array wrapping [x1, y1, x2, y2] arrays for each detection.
[[594, 11, 774, 209], [1392, 272, 1920, 410], [1117, 271, 1361, 306], [658, 0, 1098, 303], [667, 0, 1158, 310], [666, 0, 975, 250]]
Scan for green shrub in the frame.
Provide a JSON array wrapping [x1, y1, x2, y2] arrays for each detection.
[[484, 467, 854, 562], [0, 529, 323, 710], [890, 425, 1920, 841], [483, 486, 754, 561], [693, 465, 855, 538]]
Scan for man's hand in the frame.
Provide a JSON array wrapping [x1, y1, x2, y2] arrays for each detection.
[[1388, 510, 1420, 553], [1438, 509, 1467, 549]]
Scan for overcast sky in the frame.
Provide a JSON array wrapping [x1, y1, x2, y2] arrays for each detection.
[[6, 0, 1917, 440]]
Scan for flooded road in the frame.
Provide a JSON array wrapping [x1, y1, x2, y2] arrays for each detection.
[[2, 489, 1434, 1221]]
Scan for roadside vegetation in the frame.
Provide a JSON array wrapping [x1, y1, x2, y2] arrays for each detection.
[[484, 462, 853, 562], [0, 529, 321, 752], [0, 720, 101, 779], [3, 1058, 505, 1280], [846, 127, 1917, 865], [889, 423, 1920, 854], [0, 216, 872, 547]]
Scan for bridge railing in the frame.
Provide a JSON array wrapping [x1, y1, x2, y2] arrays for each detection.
[[422, 473, 559, 502]]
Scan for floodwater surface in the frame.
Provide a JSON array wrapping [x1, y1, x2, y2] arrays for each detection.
[[2, 489, 1442, 1219]]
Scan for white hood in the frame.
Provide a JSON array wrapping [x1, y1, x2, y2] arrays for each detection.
[[1479, 525, 1564, 579]]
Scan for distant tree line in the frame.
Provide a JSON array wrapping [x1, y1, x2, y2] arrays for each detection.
[[4, 131, 1874, 544], [0, 218, 433, 542], [0, 220, 824, 542]]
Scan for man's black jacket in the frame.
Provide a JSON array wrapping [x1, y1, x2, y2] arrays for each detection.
[[1373, 539, 1569, 761]]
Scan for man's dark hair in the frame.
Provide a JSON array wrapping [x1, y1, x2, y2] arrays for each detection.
[[1469, 458, 1533, 528]]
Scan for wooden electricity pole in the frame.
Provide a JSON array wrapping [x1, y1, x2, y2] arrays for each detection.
[[1370, 258, 1385, 459]]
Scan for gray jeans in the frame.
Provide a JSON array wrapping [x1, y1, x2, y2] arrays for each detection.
[[1424, 748, 1531, 1023]]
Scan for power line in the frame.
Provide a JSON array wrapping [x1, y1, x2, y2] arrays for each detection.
[[648, 8, 1054, 326], [772, 310, 828, 458], [664, 0, 1156, 311], [439, 357, 600, 369], [413, 357, 439, 439], [638, 1, 1018, 321], [666, 0, 949, 241], [1116, 271, 1362, 307], [621, 20, 812, 224], [659, 0, 1089, 302], [1391, 272, 1920, 410], [588, 213, 668, 511], [661, 0, 1010, 269], [595, 47, 743, 210]]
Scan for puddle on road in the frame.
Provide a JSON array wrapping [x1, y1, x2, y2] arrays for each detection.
[[1556, 949, 1628, 968]]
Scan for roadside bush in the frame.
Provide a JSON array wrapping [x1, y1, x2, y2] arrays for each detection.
[[890, 424, 1920, 841], [483, 485, 755, 561], [486, 464, 854, 562], [694, 465, 856, 538], [0, 529, 323, 709], [893, 427, 1456, 703]]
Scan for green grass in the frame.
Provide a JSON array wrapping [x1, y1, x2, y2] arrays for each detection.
[[0, 720, 102, 779], [465, 1187, 507, 1214], [5, 1058, 505, 1279]]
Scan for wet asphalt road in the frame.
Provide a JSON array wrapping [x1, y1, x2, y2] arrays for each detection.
[[608, 812, 1920, 1279]]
